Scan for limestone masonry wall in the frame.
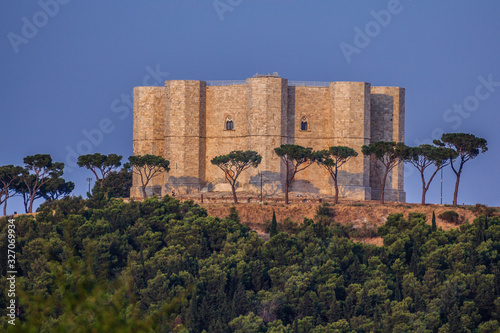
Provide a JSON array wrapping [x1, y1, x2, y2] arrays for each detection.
[[131, 76, 406, 202], [370, 86, 406, 202]]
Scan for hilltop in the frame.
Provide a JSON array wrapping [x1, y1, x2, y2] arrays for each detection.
[[167, 192, 492, 244], [3, 194, 500, 331]]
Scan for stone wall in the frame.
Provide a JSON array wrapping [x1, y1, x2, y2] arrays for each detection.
[[328, 82, 372, 200], [290, 86, 331, 196], [131, 76, 406, 202], [131, 86, 166, 198], [164, 81, 206, 194], [370, 86, 405, 202], [205, 84, 247, 190]]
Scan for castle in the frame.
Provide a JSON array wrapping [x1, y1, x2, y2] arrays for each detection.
[[131, 74, 406, 202]]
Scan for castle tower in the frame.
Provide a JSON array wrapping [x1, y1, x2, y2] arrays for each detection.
[[370, 86, 406, 202], [131, 86, 166, 197], [245, 76, 289, 191], [164, 80, 206, 194], [328, 82, 372, 200]]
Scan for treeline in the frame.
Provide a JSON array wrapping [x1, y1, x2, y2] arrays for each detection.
[[0, 153, 135, 215], [0, 133, 488, 214], [214, 133, 487, 205], [1, 195, 499, 332]]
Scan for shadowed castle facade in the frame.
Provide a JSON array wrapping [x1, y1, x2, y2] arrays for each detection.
[[131, 74, 406, 202]]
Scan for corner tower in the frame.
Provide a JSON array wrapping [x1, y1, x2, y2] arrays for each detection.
[[328, 81, 372, 200], [131, 86, 166, 198], [164, 80, 207, 194], [370, 86, 405, 202]]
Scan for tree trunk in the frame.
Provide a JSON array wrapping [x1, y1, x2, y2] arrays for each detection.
[[421, 185, 427, 205], [28, 195, 34, 213], [141, 186, 147, 200], [231, 184, 238, 204], [285, 182, 289, 205], [420, 171, 427, 205], [380, 171, 388, 205], [22, 195, 29, 214], [3, 201, 7, 216], [334, 179, 339, 204], [453, 173, 461, 206]]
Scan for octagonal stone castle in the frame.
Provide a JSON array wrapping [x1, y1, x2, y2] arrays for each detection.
[[131, 74, 405, 202]]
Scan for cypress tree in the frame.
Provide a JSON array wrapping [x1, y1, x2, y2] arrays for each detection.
[[228, 205, 240, 223], [409, 239, 420, 274], [395, 277, 402, 302], [270, 210, 278, 238], [431, 211, 437, 232], [447, 303, 461, 333]]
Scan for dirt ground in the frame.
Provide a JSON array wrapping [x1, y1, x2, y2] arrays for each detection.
[[174, 191, 495, 246], [18, 192, 495, 248]]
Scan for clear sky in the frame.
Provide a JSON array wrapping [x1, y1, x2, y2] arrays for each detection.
[[1, 0, 499, 213]]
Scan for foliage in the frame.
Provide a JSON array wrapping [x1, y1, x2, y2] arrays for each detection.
[[264, 217, 299, 235], [127, 155, 170, 199], [361, 141, 409, 204], [274, 144, 314, 204], [2, 196, 500, 332], [470, 204, 497, 217], [438, 210, 460, 224], [15, 175, 74, 214], [18, 154, 65, 213], [228, 205, 241, 223], [0, 165, 25, 216], [94, 165, 132, 199], [39, 176, 75, 202], [270, 210, 278, 238], [432, 211, 437, 232], [314, 146, 358, 204], [314, 202, 336, 227], [406, 144, 457, 205], [77, 153, 122, 188], [434, 133, 488, 206], [211, 151, 262, 204]]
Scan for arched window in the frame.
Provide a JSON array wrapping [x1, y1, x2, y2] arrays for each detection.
[[300, 117, 308, 131], [225, 116, 234, 130]]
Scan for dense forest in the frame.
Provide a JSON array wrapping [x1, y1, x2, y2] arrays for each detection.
[[1, 195, 499, 332]]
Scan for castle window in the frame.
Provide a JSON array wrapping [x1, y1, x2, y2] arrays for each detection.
[[225, 116, 234, 130], [300, 117, 308, 131]]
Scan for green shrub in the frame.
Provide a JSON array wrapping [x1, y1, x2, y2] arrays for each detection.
[[315, 203, 335, 226], [438, 210, 460, 224], [470, 203, 497, 217], [263, 216, 299, 234], [345, 223, 378, 238]]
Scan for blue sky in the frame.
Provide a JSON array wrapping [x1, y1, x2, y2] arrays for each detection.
[[1, 0, 499, 213]]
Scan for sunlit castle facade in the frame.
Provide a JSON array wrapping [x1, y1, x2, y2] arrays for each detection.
[[131, 74, 405, 202]]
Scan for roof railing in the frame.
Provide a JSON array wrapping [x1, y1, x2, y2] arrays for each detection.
[[206, 80, 330, 87], [289, 81, 330, 87], [206, 80, 246, 86]]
